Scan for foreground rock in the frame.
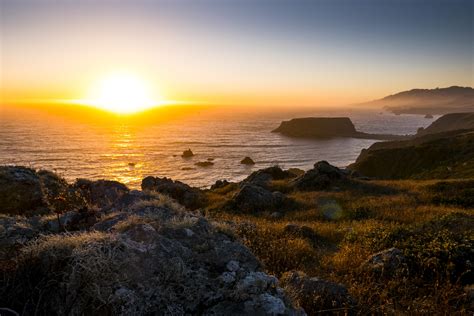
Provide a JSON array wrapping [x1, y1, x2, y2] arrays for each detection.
[[0, 166, 73, 215], [142, 176, 206, 210], [228, 184, 289, 213], [74, 179, 129, 209], [3, 193, 304, 315], [243, 166, 296, 189], [292, 161, 349, 191], [281, 271, 355, 312], [272, 117, 403, 140]]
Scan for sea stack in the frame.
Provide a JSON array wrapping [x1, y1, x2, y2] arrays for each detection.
[[182, 149, 194, 158], [272, 117, 357, 138], [272, 117, 405, 140], [241, 157, 255, 165]]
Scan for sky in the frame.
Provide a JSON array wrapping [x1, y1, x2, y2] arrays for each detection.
[[0, 0, 473, 108]]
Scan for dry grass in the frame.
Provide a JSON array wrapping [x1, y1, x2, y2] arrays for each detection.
[[205, 179, 474, 314]]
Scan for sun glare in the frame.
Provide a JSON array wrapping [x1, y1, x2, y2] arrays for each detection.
[[87, 73, 157, 114]]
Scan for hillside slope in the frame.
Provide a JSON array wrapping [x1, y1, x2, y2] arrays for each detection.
[[349, 129, 474, 179], [417, 112, 474, 135]]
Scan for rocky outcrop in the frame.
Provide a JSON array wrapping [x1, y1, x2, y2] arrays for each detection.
[[272, 117, 403, 140], [228, 184, 289, 213], [0, 166, 71, 215], [281, 271, 355, 312], [292, 161, 348, 191], [74, 179, 129, 209], [243, 166, 296, 189], [4, 191, 304, 315], [0, 166, 45, 215], [141, 176, 206, 210]]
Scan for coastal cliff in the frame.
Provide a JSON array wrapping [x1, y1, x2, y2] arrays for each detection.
[[417, 112, 474, 136], [272, 117, 405, 140]]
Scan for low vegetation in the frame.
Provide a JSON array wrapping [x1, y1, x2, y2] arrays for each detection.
[[205, 177, 474, 314], [1, 165, 473, 315]]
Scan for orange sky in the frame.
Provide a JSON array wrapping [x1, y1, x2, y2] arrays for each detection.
[[1, 0, 472, 110]]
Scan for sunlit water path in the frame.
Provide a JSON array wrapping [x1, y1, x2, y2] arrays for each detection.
[[0, 109, 436, 189]]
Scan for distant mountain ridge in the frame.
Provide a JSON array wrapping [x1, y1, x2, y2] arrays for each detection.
[[365, 86, 474, 115]]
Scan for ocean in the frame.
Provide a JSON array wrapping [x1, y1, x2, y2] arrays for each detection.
[[0, 107, 436, 189]]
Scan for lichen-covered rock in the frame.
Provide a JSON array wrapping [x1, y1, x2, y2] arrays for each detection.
[[5, 198, 303, 315], [228, 184, 289, 213], [361, 248, 407, 277], [141, 176, 205, 210], [281, 271, 355, 312]]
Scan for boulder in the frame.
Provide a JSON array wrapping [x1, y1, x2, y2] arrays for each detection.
[[361, 248, 407, 277], [0, 166, 71, 215], [74, 179, 129, 209], [281, 271, 355, 312], [141, 176, 205, 210], [6, 198, 303, 315], [229, 184, 288, 213], [241, 157, 255, 165], [243, 166, 295, 189], [182, 149, 194, 158], [292, 161, 347, 191], [0, 166, 44, 215]]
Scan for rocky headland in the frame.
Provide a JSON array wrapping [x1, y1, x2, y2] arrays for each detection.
[[349, 113, 474, 179]]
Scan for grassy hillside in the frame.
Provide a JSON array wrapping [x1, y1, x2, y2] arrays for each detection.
[[205, 176, 474, 314], [349, 129, 474, 179]]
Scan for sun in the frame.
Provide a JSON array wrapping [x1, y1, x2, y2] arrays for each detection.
[[87, 73, 158, 114]]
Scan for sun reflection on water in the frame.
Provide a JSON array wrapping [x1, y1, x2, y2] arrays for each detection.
[[102, 124, 146, 186]]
